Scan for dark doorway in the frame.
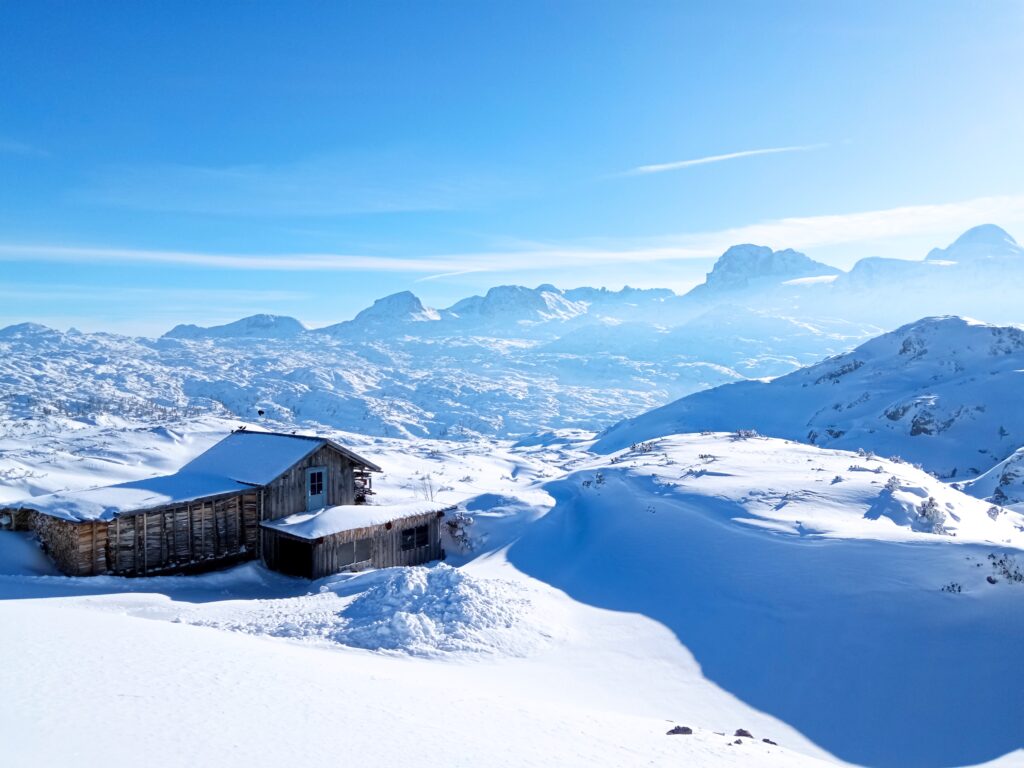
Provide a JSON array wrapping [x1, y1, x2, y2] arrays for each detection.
[[275, 536, 313, 579]]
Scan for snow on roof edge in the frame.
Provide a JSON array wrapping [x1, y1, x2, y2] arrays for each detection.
[[261, 501, 454, 541]]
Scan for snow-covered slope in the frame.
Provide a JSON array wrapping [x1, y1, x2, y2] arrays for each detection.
[[510, 433, 1024, 768], [961, 447, 1024, 509], [595, 316, 1024, 478]]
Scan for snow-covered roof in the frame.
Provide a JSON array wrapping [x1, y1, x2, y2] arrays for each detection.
[[180, 431, 381, 481], [13, 474, 252, 523], [261, 501, 451, 541], [10, 430, 382, 522]]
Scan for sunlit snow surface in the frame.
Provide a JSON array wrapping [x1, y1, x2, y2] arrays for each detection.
[[2, 416, 1024, 768]]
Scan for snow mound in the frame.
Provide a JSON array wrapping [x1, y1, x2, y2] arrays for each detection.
[[183, 564, 549, 657], [336, 564, 542, 655]]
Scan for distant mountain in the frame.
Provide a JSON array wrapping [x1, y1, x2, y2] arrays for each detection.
[[837, 225, 1023, 296], [318, 291, 440, 336], [0, 322, 62, 341], [163, 314, 306, 340], [685, 244, 841, 298], [924, 223, 1023, 263], [446, 284, 589, 325], [594, 316, 1024, 478]]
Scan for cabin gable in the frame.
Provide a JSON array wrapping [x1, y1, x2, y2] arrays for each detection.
[[261, 443, 360, 521]]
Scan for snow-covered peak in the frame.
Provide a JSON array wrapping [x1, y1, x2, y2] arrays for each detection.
[[689, 244, 841, 295], [925, 224, 1022, 262], [854, 315, 1024, 361], [163, 314, 306, 340], [447, 284, 588, 323], [353, 291, 440, 324], [0, 322, 62, 340]]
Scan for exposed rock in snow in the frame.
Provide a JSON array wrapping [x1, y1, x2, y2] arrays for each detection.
[[961, 446, 1024, 508]]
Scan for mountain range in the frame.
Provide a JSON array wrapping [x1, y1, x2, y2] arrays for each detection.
[[0, 225, 1020, 472]]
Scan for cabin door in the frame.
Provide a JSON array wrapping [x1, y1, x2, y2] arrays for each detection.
[[306, 466, 327, 511]]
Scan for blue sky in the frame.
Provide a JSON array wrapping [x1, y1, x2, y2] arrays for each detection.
[[1, 1, 1022, 333]]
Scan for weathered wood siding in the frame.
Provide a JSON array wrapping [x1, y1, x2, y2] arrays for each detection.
[[106, 491, 259, 576], [25, 491, 259, 577], [31, 513, 108, 576], [261, 444, 358, 521], [261, 511, 444, 580]]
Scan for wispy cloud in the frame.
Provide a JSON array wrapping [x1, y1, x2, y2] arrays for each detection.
[[75, 151, 505, 217], [1, 194, 1022, 277], [624, 144, 825, 176]]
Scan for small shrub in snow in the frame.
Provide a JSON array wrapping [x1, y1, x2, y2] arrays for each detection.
[[940, 582, 963, 593], [697, 453, 716, 462], [594, 471, 606, 486], [857, 448, 877, 460], [731, 429, 760, 441], [917, 496, 947, 534], [581, 479, 592, 489], [987, 505, 1003, 521], [831, 475, 844, 484], [445, 511, 476, 552], [630, 440, 657, 454], [884, 476, 901, 492], [988, 553, 1024, 584]]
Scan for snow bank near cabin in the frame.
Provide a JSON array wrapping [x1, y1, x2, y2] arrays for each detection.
[[336, 564, 543, 655], [183, 564, 550, 657]]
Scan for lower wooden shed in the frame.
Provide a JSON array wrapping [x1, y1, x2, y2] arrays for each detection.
[[261, 502, 452, 580]]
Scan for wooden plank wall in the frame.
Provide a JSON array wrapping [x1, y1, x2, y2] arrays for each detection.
[[263, 511, 444, 580], [262, 445, 358, 521], [104, 491, 259, 576], [30, 513, 107, 576]]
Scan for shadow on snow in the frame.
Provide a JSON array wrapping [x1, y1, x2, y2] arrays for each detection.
[[507, 473, 1024, 768]]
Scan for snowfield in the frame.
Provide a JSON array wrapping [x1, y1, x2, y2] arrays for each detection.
[[2, 416, 1024, 768]]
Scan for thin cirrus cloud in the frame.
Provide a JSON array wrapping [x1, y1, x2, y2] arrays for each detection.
[[75, 152, 504, 217], [623, 144, 826, 176], [1, 194, 1022, 278]]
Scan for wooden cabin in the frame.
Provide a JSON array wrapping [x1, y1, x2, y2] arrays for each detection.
[[1, 430, 448, 578], [261, 502, 449, 580]]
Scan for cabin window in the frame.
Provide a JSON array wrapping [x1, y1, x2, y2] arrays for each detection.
[[354, 537, 371, 562], [401, 524, 429, 551], [309, 471, 324, 497], [335, 540, 355, 567]]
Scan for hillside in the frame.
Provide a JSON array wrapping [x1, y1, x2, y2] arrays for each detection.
[[594, 316, 1024, 478]]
